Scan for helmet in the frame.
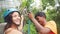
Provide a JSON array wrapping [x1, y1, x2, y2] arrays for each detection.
[[3, 8, 19, 18]]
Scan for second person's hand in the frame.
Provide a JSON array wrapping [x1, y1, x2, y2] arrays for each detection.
[[28, 12, 34, 19]]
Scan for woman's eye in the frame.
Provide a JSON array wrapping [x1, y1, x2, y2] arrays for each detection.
[[18, 15, 20, 17], [36, 18, 39, 20], [14, 15, 17, 17]]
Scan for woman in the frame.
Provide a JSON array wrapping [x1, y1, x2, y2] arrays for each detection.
[[3, 8, 24, 34], [28, 12, 57, 34]]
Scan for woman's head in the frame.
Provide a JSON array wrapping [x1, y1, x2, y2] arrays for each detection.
[[4, 8, 21, 25], [3, 8, 21, 31], [4, 11, 21, 25], [35, 12, 46, 26]]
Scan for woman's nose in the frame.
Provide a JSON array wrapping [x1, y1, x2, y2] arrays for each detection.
[[17, 16, 20, 20]]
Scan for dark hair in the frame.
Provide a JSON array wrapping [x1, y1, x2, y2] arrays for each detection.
[[4, 11, 21, 31], [35, 12, 46, 18]]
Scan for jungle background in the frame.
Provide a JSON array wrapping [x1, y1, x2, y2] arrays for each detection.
[[0, 0, 60, 34]]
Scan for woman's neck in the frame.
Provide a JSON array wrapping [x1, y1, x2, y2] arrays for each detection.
[[11, 23, 18, 30]]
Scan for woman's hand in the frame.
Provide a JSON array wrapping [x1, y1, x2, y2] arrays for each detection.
[[18, 15, 24, 31]]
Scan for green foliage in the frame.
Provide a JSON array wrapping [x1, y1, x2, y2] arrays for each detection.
[[20, 0, 34, 12], [42, 0, 55, 10], [0, 8, 6, 23], [23, 20, 37, 34], [46, 9, 57, 21]]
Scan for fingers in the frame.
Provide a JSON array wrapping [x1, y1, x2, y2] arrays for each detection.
[[28, 12, 32, 15], [21, 15, 23, 18], [21, 15, 24, 21]]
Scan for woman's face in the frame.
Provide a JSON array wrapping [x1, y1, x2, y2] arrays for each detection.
[[36, 16, 45, 26], [12, 12, 21, 25]]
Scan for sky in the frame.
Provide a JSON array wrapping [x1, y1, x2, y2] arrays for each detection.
[[0, 0, 21, 11], [0, 0, 20, 8]]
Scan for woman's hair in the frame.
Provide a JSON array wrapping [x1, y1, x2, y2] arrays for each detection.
[[4, 11, 21, 31], [35, 12, 46, 18]]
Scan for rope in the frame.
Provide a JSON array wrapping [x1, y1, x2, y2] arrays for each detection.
[[28, 20, 31, 34]]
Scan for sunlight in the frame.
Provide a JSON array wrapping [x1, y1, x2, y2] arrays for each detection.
[[30, 0, 42, 9]]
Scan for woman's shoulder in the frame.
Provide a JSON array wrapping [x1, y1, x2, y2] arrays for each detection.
[[5, 28, 22, 34], [4, 28, 13, 33]]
